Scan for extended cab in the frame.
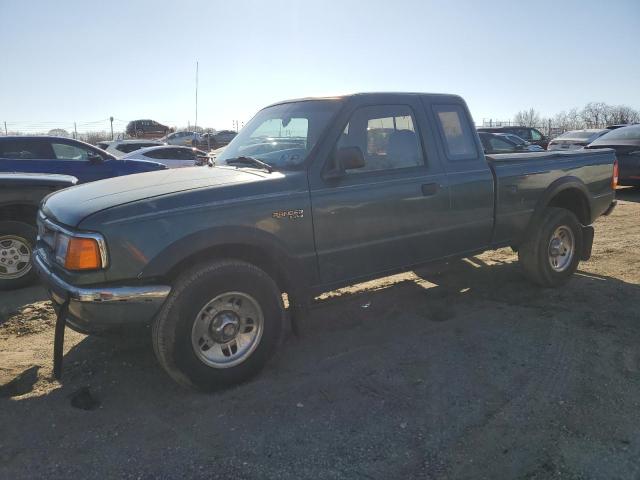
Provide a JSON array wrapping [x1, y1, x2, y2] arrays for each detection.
[[33, 93, 617, 390]]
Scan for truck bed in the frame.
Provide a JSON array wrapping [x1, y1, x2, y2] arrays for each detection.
[[487, 148, 616, 246]]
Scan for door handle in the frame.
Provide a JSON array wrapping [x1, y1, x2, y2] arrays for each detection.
[[421, 183, 439, 196]]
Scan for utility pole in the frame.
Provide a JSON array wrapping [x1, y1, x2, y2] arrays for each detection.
[[194, 61, 199, 133], [3, 121, 7, 135], [74, 122, 77, 139], [110, 116, 114, 140]]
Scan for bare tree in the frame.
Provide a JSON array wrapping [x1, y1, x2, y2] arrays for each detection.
[[607, 105, 640, 125], [83, 131, 111, 145], [553, 108, 584, 131], [513, 108, 541, 127], [48, 128, 70, 137], [580, 102, 610, 128]]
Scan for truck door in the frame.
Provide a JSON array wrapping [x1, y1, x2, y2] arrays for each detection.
[[309, 100, 450, 285], [428, 102, 494, 253]]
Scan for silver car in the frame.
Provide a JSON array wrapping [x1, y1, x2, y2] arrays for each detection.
[[547, 129, 609, 151], [163, 131, 203, 147]]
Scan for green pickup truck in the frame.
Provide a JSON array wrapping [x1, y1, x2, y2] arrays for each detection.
[[33, 93, 617, 390]]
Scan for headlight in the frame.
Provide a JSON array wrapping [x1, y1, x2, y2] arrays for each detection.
[[54, 233, 71, 265], [54, 232, 106, 271]]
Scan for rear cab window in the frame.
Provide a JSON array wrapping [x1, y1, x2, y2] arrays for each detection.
[[432, 104, 478, 160]]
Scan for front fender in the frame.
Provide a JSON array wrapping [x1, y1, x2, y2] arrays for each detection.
[[140, 225, 312, 295]]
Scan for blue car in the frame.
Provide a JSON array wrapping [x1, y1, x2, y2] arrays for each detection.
[[0, 136, 167, 183]]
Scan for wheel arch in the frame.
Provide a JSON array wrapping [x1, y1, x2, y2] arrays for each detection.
[[0, 203, 39, 225], [141, 226, 309, 300], [517, 177, 592, 247]]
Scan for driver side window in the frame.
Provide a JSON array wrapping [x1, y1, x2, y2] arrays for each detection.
[[51, 142, 93, 161], [337, 105, 424, 174]]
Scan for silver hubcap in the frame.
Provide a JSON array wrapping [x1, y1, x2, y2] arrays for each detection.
[[0, 235, 32, 279], [548, 226, 574, 272], [191, 292, 264, 368]]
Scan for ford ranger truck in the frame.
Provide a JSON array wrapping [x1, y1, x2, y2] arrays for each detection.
[[33, 93, 617, 390]]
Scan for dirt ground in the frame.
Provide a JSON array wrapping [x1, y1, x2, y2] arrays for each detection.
[[1, 188, 639, 479]]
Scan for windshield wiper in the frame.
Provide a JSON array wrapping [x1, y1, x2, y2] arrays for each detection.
[[225, 156, 273, 173]]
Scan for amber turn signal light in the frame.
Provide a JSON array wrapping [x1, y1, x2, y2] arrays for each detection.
[[64, 237, 102, 270], [612, 158, 619, 190]]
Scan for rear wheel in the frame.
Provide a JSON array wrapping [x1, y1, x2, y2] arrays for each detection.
[[0, 221, 37, 290], [518, 207, 583, 287], [152, 259, 284, 391]]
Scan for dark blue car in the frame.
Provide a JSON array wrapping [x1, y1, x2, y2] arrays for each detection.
[[0, 136, 167, 183]]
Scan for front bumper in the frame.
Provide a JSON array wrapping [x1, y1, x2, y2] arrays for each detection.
[[33, 250, 170, 334]]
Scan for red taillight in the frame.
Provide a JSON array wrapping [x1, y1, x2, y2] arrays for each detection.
[[612, 158, 619, 189]]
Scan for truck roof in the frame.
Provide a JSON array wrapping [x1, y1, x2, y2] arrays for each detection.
[[265, 92, 464, 108]]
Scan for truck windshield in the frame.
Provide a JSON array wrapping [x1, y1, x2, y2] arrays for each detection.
[[217, 100, 342, 169]]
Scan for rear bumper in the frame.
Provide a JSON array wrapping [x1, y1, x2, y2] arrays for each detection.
[[33, 250, 170, 334]]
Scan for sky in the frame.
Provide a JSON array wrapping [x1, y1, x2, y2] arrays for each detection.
[[0, 0, 639, 133]]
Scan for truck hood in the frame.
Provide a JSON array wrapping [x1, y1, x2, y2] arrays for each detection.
[[42, 166, 270, 227]]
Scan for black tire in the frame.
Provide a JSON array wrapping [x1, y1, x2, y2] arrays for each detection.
[[152, 259, 284, 391], [0, 221, 37, 290], [518, 207, 583, 287]]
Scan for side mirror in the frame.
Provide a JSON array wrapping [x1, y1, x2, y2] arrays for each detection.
[[337, 146, 365, 170], [87, 153, 103, 164], [324, 146, 365, 179], [515, 144, 525, 152]]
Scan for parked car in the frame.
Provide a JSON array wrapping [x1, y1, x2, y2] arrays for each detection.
[[547, 129, 609, 151], [202, 130, 237, 148], [122, 146, 209, 168], [495, 133, 545, 151], [106, 139, 163, 158], [163, 131, 203, 147], [0, 136, 167, 183], [34, 92, 617, 390], [0, 172, 77, 289], [586, 124, 640, 186], [477, 132, 527, 154], [96, 140, 112, 150], [477, 126, 548, 149], [126, 119, 172, 138]]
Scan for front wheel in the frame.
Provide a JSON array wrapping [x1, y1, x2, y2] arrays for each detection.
[[0, 221, 37, 290], [152, 259, 284, 391], [518, 207, 583, 287]]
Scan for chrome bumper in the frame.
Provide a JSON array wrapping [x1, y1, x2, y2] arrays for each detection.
[[33, 250, 171, 333]]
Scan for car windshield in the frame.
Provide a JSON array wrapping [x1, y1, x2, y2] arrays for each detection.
[[596, 125, 640, 142], [217, 100, 342, 169]]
